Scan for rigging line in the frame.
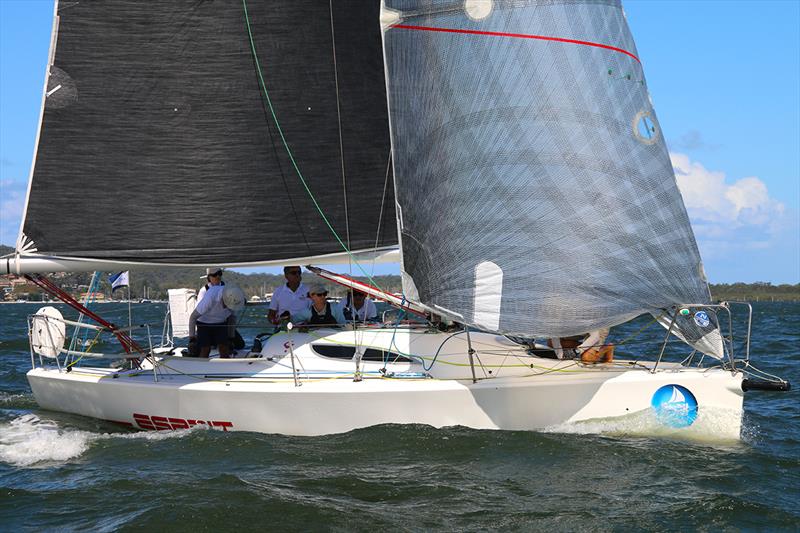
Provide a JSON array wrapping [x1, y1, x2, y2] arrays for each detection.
[[267, 110, 313, 250], [241, 0, 387, 294], [66, 329, 103, 369], [245, 13, 311, 250], [328, 0, 351, 255], [371, 151, 392, 278], [68, 270, 98, 357], [25, 274, 144, 355], [327, 1, 358, 356]]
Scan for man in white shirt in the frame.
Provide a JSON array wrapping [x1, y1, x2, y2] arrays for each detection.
[[342, 290, 378, 322], [267, 266, 310, 324], [197, 267, 224, 304], [189, 284, 241, 358]]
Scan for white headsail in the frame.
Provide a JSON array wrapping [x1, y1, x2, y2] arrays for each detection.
[[381, 0, 719, 352]]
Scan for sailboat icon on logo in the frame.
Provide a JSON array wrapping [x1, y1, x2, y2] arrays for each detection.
[[651, 385, 699, 428], [669, 386, 686, 404]]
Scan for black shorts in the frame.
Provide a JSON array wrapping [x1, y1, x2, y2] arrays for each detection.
[[196, 321, 229, 348]]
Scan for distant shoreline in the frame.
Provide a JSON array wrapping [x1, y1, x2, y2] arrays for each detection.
[[2, 244, 798, 302]]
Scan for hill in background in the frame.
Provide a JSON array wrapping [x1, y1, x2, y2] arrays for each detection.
[[0, 245, 399, 299]]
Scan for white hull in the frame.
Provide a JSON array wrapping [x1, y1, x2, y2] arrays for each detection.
[[27, 328, 745, 437]]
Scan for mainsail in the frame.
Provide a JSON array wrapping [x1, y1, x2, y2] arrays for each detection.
[[18, 0, 395, 265], [382, 0, 715, 340]]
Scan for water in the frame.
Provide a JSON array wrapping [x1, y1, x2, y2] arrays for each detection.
[[1, 302, 798, 530]]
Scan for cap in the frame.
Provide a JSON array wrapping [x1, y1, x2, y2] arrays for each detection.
[[222, 284, 246, 311], [308, 283, 328, 296], [200, 267, 224, 279]]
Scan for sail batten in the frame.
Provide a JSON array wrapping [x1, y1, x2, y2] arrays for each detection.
[[21, 1, 396, 266], [383, 0, 712, 338]]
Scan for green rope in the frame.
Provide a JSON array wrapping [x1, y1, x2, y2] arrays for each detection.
[[241, 0, 388, 293]]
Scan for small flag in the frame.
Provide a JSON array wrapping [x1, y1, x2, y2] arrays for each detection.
[[109, 271, 129, 292]]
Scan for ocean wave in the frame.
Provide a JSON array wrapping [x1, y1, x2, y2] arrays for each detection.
[[0, 391, 38, 409], [0, 414, 201, 468]]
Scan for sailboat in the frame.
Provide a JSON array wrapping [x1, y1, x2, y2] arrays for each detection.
[[6, 0, 789, 437]]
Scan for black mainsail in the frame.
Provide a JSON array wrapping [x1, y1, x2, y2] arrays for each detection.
[[382, 0, 717, 341], [18, 0, 395, 265]]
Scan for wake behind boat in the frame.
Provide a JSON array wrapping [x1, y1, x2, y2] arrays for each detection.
[[4, 0, 790, 438]]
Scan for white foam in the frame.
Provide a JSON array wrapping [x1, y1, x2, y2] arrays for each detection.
[[113, 426, 203, 442], [543, 407, 744, 446], [0, 414, 201, 468], [0, 414, 92, 467]]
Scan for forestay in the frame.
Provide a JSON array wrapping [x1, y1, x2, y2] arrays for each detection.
[[19, 0, 395, 265], [382, 0, 716, 341]]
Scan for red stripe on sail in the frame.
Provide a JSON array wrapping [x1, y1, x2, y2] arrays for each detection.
[[391, 24, 640, 64]]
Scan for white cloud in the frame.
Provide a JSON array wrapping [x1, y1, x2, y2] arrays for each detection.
[[0, 179, 26, 245], [669, 152, 799, 283], [670, 152, 785, 229], [0, 194, 23, 221], [0, 180, 26, 220]]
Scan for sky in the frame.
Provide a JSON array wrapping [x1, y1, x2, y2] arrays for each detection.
[[0, 0, 798, 283]]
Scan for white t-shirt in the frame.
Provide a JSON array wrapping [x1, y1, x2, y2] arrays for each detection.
[[269, 282, 311, 317], [194, 284, 232, 324], [197, 281, 223, 305], [346, 298, 378, 321]]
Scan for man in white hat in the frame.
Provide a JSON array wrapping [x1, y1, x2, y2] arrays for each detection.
[[197, 267, 224, 305], [188, 284, 245, 358]]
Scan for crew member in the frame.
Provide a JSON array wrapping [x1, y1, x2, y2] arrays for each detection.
[[267, 266, 311, 324], [549, 329, 613, 363], [197, 267, 224, 304], [188, 285, 244, 358], [294, 284, 346, 326], [342, 289, 378, 322]]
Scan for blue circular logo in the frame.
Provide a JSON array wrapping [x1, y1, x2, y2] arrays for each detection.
[[651, 385, 698, 427], [693, 311, 710, 328]]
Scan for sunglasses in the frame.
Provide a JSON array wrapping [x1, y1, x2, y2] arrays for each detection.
[[287, 271, 301, 276], [311, 293, 327, 297]]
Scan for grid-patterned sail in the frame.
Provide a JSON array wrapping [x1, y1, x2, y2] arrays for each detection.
[[20, 1, 395, 264], [383, 0, 713, 338]]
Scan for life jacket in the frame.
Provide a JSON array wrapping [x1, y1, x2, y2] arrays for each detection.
[[308, 302, 335, 326], [342, 294, 353, 321], [342, 294, 363, 321]]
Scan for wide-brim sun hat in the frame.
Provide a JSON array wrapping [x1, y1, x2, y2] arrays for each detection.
[[200, 266, 224, 279], [222, 284, 246, 311], [308, 283, 328, 295]]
